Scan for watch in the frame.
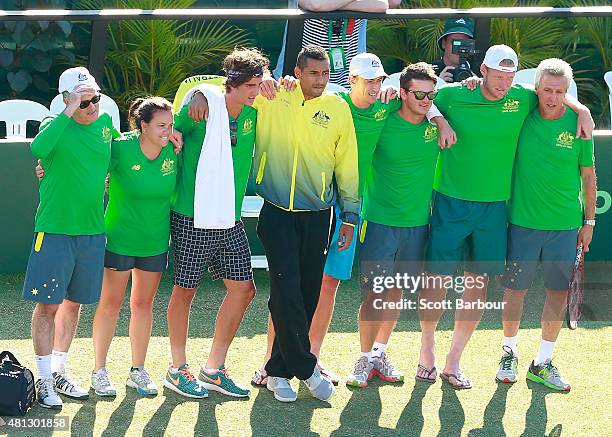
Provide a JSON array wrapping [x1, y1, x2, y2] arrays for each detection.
[[583, 219, 596, 226]]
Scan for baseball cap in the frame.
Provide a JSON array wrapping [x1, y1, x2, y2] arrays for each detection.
[[349, 53, 387, 80], [437, 18, 474, 50], [482, 45, 519, 73], [58, 67, 100, 93]]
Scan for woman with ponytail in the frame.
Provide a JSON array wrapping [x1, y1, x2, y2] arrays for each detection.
[[90, 97, 179, 397]]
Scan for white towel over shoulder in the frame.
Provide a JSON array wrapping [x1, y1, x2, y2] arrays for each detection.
[[181, 84, 235, 229]]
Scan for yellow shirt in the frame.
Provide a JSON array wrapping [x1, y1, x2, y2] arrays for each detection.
[[253, 84, 359, 223]]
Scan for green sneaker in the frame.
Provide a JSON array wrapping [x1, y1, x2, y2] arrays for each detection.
[[163, 364, 208, 399], [526, 360, 571, 391], [199, 365, 250, 398], [496, 346, 518, 383]]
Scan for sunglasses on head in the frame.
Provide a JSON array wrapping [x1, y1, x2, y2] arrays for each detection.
[[79, 94, 101, 109], [229, 120, 238, 147]]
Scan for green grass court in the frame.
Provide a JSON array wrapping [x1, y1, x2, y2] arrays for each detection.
[[0, 266, 610, 437]]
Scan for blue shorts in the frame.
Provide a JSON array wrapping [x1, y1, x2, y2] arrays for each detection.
[[104, 250, 168, 272], [426, 192, 507, 276], [22, 232, 105, 305], [324, 206, 359, 280], [359, 220, 429, 292], [504, 225, 578, 291]]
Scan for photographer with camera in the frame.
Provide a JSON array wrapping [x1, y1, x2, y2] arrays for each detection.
[[432, 18, 475, 83]]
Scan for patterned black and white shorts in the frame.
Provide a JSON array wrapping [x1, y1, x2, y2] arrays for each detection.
[[171, 211, 253, 289]]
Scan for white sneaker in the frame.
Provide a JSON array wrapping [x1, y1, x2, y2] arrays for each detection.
[[91, 367, 117, 397], [266, 377, 297, 402], [53, 371, 89, 400], [36, 378, 63, 410], [303, 366, 334, 402], [127, 367, 158, 396], [346, 356, 374, 388]]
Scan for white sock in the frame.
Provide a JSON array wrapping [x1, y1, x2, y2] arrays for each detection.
[[371, 342, 387, 358], [534, 340, 556, 366], [51, 350, 68, 373], [503, 335, 518, 355], [360, 351, 372, 362], [35, 354, 52, 380]]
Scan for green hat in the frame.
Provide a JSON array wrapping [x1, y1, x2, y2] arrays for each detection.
[[437, 18, 475, 50]]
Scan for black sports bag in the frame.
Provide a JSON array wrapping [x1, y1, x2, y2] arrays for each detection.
[[0, 351, 36, 416]]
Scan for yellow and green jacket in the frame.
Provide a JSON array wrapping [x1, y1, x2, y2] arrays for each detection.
[[253, 84, 360, 224]]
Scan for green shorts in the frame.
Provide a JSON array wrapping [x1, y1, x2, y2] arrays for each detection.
[[426, 192, 507, 276]]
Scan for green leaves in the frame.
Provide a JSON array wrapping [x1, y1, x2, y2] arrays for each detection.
[[78, 0, 251, 117], [0, 19, 75, 98], [0, 49, 14, 67], [7, 70, 32, 93]]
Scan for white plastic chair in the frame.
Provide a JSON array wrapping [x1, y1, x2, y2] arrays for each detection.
[[241, 195, 268, 269], [513, 68, 578, 98], [604, 71, 612, 127], [0, 99, 51, 139], [383, 72, 448, 91], [50, 93, 121, 131], [325, 82, 349, 94]]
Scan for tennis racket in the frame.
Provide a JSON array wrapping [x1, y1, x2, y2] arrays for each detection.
[[567, 243, 584, 330]]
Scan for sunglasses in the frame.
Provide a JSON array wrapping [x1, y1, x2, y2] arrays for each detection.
[[406, 90, 438, 101], [79, 94, 101, 109], [406, 89, 438, 101], [229, 120, 238, 147]]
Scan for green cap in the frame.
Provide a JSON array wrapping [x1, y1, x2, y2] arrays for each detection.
[[437, 18, 475, 50]]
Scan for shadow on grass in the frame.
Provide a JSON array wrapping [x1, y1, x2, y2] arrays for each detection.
[[330, 381, 389, 436], [100, 390, 139, 437], [396, 381, 434, 435], [71, 397, 97, 437], [143, 387, 197, 436], [250, 383, 331, 437], [522, 380, 567, 437], [438, 383, 466, 437], [468, 382, 513, 437]]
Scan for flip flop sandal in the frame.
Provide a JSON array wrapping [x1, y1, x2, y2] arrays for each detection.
[[441, 371, 472, 390], [415, 364, 437, 383], [251, 368, 268, 387]]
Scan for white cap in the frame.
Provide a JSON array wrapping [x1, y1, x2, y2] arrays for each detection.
[[482, 45, 518, 73], [349, 53, 387, 80], [58, 67, 100, 93]]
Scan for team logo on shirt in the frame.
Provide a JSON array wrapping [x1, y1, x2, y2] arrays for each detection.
[[556, 131, 575, 149], [161, 158, 176, 176], [374, 108, 387, 121], [243, 118, 254, 135], [502, 99, 520, 113], [102, 126, 112, 142], [131, 164, 141, 171], [424, 125, 438, 143], [312, 110, 330, 128]]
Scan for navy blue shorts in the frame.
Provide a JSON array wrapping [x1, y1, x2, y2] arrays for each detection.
[[22, 232, 105, 305], [504, 225, 578, 291], [104, 250, 168, 272], [359, 220, 429, 293]]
